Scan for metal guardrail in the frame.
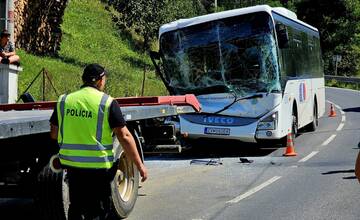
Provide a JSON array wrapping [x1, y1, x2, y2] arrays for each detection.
[[325, 75, 360, 90], [325, 75, 360, 83]]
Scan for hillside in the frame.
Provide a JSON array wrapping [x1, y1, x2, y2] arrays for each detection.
[[17, 0, 167, 101]]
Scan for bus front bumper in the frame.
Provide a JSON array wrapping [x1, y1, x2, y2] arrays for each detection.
[[179, 118, 286, 143], [179, 117, 258, 143]]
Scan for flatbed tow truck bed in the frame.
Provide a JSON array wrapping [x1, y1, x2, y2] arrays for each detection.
[[0, 95, 200, 220], [0, 95, 200, 139]]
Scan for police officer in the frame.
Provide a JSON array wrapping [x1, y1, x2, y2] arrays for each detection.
[[49, 63, 147, 220]]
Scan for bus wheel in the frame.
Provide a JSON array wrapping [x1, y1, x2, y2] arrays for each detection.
[[307, 103, 318, 132]]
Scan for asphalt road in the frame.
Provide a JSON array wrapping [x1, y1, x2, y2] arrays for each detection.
[[1, 87, 359, 220], [128, 87, 360, 220]]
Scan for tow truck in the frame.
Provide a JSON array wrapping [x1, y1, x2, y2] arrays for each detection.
[[0, 95, 200, 219]]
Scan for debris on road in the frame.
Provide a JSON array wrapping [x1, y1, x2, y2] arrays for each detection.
[[190, 158, 223, 166], [239, 158, 254, 164]]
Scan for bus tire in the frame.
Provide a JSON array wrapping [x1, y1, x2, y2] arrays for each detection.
[[292, 113, 298, 138], [110, 131, 141, 219], [307, 101, 318, 132], [281, 112, 298, 147]]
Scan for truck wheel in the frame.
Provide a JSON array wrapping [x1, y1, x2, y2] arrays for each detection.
[[36, 130, 142, 220], [110, 131, 141, 219], [35, 164, 68, 220]]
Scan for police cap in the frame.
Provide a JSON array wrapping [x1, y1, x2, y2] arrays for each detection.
[[82, 63, 106, 83]]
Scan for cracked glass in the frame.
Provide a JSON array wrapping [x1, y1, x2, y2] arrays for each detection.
[[160, 12, 281, 96]]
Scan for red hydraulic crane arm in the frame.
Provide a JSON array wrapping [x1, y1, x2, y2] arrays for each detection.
[[0, 94, 201, 112], [115, 94, 201, 112]]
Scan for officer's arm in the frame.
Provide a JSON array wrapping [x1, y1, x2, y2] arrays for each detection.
[[114, 126, 148, 182]]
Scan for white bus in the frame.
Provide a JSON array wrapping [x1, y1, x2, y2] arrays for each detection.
[[151, 5, 325, 147]]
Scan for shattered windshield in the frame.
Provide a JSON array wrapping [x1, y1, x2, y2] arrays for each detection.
[[160, 12, 281, 96]]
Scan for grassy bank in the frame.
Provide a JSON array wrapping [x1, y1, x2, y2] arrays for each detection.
[[326, 79, 360, 91], [17, 0, 167, 101]]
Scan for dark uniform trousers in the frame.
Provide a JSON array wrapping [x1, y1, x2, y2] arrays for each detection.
[[66, 167, 116, 220]]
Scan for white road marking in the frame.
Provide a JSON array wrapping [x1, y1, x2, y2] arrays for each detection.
[[326, 100, 346, 129], [226, 176, 282, 204], [298, 151, 319, 162], [336, 123, 344, 131], [341, 115, 346, 122], [321, 134, 337, 146]]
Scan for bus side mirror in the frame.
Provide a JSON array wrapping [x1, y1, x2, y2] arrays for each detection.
[[149, 51, 161, 77], [276, 24, 289, 49]]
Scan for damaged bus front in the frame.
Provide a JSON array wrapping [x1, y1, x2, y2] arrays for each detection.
[[151, 5, 325, 147]]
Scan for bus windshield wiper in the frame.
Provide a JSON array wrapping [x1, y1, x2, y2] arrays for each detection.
[[213, 93, 263, 115]]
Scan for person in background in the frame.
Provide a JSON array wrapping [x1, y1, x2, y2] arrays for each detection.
[[0, 29, 20, 65], [49, 63, 147, 220], [355, 151, 360, 183]]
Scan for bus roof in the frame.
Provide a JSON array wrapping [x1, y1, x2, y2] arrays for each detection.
[[159, 5, 318, 36]]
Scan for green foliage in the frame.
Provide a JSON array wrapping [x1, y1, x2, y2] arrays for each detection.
[[110, 0, 205, 51], [218, 0, 283, 10], [18, 0, 167, 101], [110, 0, 166, 51], [295, 0, 360, 76], [325, 79, 360, 91]]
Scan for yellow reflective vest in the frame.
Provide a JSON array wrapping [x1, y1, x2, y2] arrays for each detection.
[[56, 87, 114, 169]]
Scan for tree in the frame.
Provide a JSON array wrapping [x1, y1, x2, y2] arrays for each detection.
[[110, 0, 166, 52], [217, 0, 293, 11], [110, 0, 205, 52], [295, 0, 360, 76]]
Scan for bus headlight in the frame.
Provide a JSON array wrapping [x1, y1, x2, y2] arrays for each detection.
[[257, 112, 278, 130]]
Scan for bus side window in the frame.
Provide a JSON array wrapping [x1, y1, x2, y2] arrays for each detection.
[[276, 23, 290, 49]]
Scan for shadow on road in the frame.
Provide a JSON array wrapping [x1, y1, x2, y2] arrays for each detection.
[[322, 169, 355, 175], [343, 107, 360, 112], [322, 169, 357, 180], [145, 139, 279, 161]]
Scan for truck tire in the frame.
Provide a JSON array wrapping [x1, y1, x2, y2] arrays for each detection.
[[111, 134, 140, 219], [35, 164, 68, 220], [35, 130, 142, 220]]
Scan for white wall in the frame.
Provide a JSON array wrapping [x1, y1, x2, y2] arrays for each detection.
[[0, 64, 22, 104]]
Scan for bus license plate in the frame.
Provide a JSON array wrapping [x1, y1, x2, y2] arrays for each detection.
[[204, 127, 230, 135]]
